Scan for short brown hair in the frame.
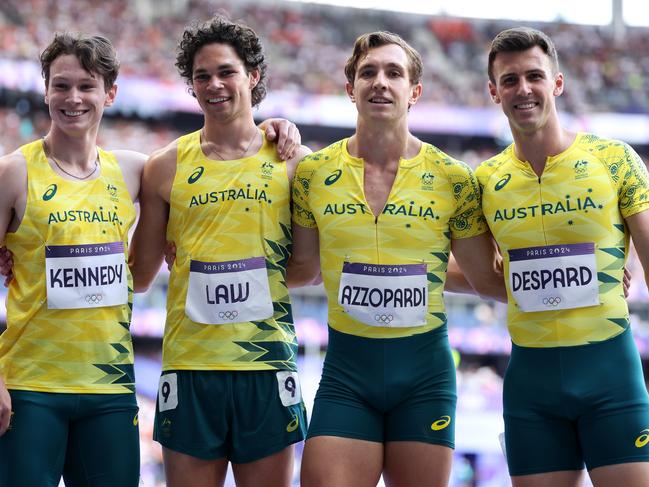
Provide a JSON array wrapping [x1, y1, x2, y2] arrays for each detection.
[[344, 31, 423, 86], [176, 16, 267, 107], [488, 27, 559, 83], [40, 33, 119, 92]]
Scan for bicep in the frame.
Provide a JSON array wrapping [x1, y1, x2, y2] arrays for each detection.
[[287, 222, 320, 286], [626, 209, 649, 276]]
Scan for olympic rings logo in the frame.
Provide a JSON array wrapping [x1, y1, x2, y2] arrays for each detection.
[[218, 310, 239, 320], [85, 293, 103, 304], [374, 314, 394, 324], [542, 297, 562, 306]]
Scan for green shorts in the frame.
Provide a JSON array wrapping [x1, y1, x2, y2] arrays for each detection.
[[504, 327, 649, 475], [0, 390, 139, 487], [153, 369, 307, 463], [307, 325, 456, 447]]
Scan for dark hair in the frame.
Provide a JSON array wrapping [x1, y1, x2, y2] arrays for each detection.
[[488, 27, 559, 83], [176, 16, 267, 107], [345, 31, 423, 86], [40, 32, 119, 91]]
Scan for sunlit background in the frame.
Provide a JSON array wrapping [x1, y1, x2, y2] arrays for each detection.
[[1, 1, 649, 485]]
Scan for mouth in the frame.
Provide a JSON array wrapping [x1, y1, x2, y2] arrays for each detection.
[[514, 101, 539, 110], [61, 110, 88, 117], [207, 97, 231, 105], [368, 96, 392, 104]]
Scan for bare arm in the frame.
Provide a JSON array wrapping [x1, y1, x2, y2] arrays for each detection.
[[626, 210, 649, 289], [450, 232, 507, 302], [445, 252, 475, 294], [287, 223, 321, 288], [113, 149, 147, 202], [286, 145, 312, 183], [128, 145, 175, 292], [259, 118, 302, 161]]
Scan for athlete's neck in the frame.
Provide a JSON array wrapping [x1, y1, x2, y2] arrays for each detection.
[[511, 121, 575, 177], [44, 125, 99, 168], [350, 119, 420, 167], [201, 115, 260, 157]]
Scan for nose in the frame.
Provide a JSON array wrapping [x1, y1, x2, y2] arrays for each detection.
[[207, 75, 224, 91], [66, 87, 82, 104], [517, 78, 532, 96], [372, 70, 388, 90]]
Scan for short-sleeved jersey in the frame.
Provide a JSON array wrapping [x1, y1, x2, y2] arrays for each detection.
[[1, 140, 136, 393], [476, 133, 649, 347], [293, 138, 487, 339], [164, 130, 297, 372]]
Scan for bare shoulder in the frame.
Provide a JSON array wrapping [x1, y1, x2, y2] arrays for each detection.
[[286, 145, 312, 182], [146, 139, 179, 173], [0, 150, 27, 188]]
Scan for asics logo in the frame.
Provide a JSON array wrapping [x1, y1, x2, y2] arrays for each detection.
[[374, 314, 394, 325], [133, 413, 139, 426], [542, 297, 561, 306], [494, 174, 511, 191], [43, 184, 58, 201], [188, 166, 204, 184], [431, 415, 451, 431], [324, 169, 342, 186], [286, 414, 299, 433], [218, 310, 239, 320], [636, 429, 649, 448]]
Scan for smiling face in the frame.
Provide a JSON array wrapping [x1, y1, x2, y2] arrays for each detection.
[[489, 46, 563, 136], [191, 42, 259, 123], [346, 43, 422, 123], [44, 54, 116, 136]]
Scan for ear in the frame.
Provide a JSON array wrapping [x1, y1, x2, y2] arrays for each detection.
[[345, 81, 355, 102], [104, 84, 117, 107], [488, 81, 500, 104], [249, 68, 260, 89], [553, 72, 564, 97], [408, 81, 423, 107]]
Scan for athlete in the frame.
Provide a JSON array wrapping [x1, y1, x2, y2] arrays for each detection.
[[0, 33, 145, 487], [129, 16, 310, 487], [289, 31, 505, 487], [478, 27, 649, 487]]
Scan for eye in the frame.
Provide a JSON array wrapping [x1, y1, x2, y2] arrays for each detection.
[[193, 73, 210, 81], [220, 70, 235, 76]]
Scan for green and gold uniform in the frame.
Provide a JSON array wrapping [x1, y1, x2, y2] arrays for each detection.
[[477, 133, 649, 474], [153, 131, 306, 462], [293, 138, 486, 444], [0, 140, 139, 487]]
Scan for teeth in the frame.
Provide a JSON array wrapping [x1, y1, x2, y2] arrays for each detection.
[[64, 110, 84, 116], [370, 98, 391, 103], [516, 103, 536, 109], [208, 97, 229, 103]]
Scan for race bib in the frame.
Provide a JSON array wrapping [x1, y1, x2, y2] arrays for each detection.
[[338, 262, 428, 327], [185, 256, 273, 324], [508, 243, 600, 312], [45, 242, 128, 309], [276, 371, 302, 407]]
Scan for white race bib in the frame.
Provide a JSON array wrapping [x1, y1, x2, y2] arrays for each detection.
[[185, 256, 273, 324], [338, 262, 428, 327], [45, 242, 128, 309], [508, 243, 600, 312]]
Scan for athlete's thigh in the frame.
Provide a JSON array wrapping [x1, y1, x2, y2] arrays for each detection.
[[301, 436, 383, 487], [511, 470, 584, 487], [163, 447, 229, 487], [504, 346, 583, 475], [232, 445, 294, 487], [0, 390, 69, 487], [589, 462, 649, 487], [383, 441, 453, 487], [63, 393, 139, 487]]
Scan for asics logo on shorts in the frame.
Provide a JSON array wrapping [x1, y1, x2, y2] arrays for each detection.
[[542, 297, 562, 306], [374, 314, 394, 324], [85, 293, 103, 304], [286, 413, 299, 433], [635, 429, 649, 448], [431, 415, 451, 431], [218, 310, 239, 320]]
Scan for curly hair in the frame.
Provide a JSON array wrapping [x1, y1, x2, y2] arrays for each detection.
[[40, 32, 119, 92], [176, 16, 267, 107]]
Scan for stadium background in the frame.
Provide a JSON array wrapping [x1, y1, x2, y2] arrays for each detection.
[[1, 0, 649, 485]]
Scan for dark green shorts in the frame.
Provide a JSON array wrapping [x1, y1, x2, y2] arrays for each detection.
[[0, 390, 139, 487], [307, 325, 456, 447], [504, 327, 649, 475], [153, 369, 307, 463]]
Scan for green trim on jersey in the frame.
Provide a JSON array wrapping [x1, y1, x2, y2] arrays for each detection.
[[293, 138, 487, 338], [477, 133, 649, 347], [164, 130, 297, 371]]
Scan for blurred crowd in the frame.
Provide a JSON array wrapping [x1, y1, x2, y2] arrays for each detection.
[[1, 0, 649, 113]]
